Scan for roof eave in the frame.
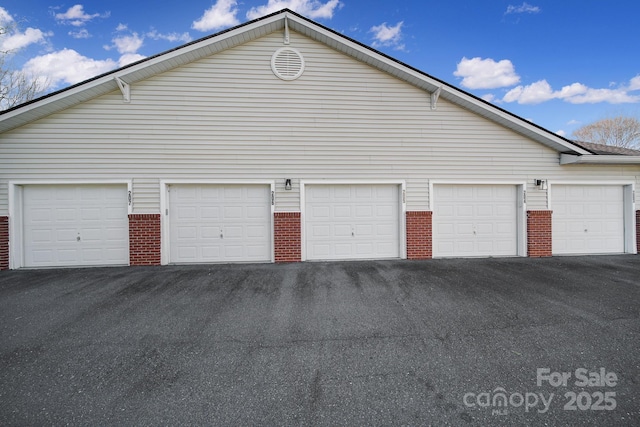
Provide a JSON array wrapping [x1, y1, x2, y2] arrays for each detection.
[[0, 9, 592, 156], [285, 13, 589, 155], [560, 154, 640, 165], [0, 12, 287, 133]]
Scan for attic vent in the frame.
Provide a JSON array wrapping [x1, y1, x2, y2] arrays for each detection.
[[271, 48, 305, 81]]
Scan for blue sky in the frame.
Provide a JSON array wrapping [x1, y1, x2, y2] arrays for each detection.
[[1, 1, 639, 137]]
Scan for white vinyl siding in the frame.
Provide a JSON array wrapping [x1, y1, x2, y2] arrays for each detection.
[[0, 30, 638, 218]]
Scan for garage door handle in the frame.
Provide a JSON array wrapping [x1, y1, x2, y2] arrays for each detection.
[[77, 236, 81, 241]]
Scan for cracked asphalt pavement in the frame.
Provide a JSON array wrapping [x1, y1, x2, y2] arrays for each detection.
[[1, 256, 639, 426]]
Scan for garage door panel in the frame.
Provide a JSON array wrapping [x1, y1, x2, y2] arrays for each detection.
[[169, 185, 271, 263], [334, 206, 352, 218], [200, 207, 220, 219], [334, 187, 351, 198], [247, 225, 268, 238], [376, 223, 395, 236], [82, 228, 103, 242], [177, 207, 197, 220], [23, 185, 129, 268], [458, 223, 473, 234], [305, 184, 400, 261], [224, 206, 242, 219], [355, 186, 373, 198], [434, 185, 518, 257], [107, 227, 127, 241], [179, 246, 197, 260], [310, 224, 330, 238], [356, 242, 374, 254], [311, 244, 330, 256], [355, 224, 373, 236], [552, 185, 624, 255], [356, 205, 373, 217], [334, 243, 351, 255], [32, 229, 52, 242], [335, 224, 352, 237], [456, 205, 473, 217], [58, 249, 78, 262]]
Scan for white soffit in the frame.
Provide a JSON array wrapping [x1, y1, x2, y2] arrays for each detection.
[[560, 154, 640, 165]]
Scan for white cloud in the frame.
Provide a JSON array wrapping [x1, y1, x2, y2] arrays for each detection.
[[567, 119, 581, 126], [147, 29, 192, 44], [481, 93, 497, 103], [192, 0, 240, 32], [22, 48, 117, 87], [370, 21, 404, 50], [246, 0, 341, 20], [503, 80, 554, 104], [556, 130, 566, 137], [454, 57, 520, 89], [0, 6, 14, 25], [69, 29, 91, 39], [116, 23, 128, 32], [118, 53, 146, 67], [505, 2, 541, 14], [565, 88, 639, 104], [111, 33, 144, 54], [629, 75, 640, 91], [0, 27, 49, 51], [503, 78, 640, 105], [55, 4, 109, 26]]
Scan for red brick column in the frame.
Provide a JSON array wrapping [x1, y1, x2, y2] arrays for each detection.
[[129, 214, 161, 266], [636, 210, 640, 254], [0, 216, 8, 270], [406, 211, 432, 259], [527, 210, 552, 257], [274, 212, 301, 262]]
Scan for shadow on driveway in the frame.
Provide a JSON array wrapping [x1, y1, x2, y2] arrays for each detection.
[[1, 256, 639, 425]]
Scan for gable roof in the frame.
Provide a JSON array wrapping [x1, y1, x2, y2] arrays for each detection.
[[0, 9, 628, 161], [571, 140, 640, 156]]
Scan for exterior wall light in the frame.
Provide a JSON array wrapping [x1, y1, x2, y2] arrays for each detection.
[[535, 179, 548, 190], [285, 179, 292, 190]]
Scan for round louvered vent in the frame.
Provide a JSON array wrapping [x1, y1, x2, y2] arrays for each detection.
[[271, 47, 305, 81]]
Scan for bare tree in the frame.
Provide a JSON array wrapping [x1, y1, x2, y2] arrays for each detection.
[[572, 115, 640, 149], [0, 25, 49, 110]]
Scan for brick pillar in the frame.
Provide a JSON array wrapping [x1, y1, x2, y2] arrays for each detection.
[[527, 210, 553, 257], [274, 212, 301, 262], [636, 210, 640, 254], [129, 214, 161, 266], [406, 211, 432, 260], [0, 216, 8, 270]]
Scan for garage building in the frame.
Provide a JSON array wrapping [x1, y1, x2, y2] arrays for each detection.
[[1, 9, 639, 269]]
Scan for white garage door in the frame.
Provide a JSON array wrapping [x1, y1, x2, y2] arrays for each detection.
[[305, 184, 400, 261], [22, 185, 129, 268], [552, 185, 624, 255], [169, 184, 271, 263], [433, 185, 518, 257]]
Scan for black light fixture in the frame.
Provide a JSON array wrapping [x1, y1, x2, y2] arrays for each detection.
[[535, 179, 548, 190], [285, 179, 292, 190]]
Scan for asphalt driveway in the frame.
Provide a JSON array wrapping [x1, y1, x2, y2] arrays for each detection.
[[1, 256, 639, 426]]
